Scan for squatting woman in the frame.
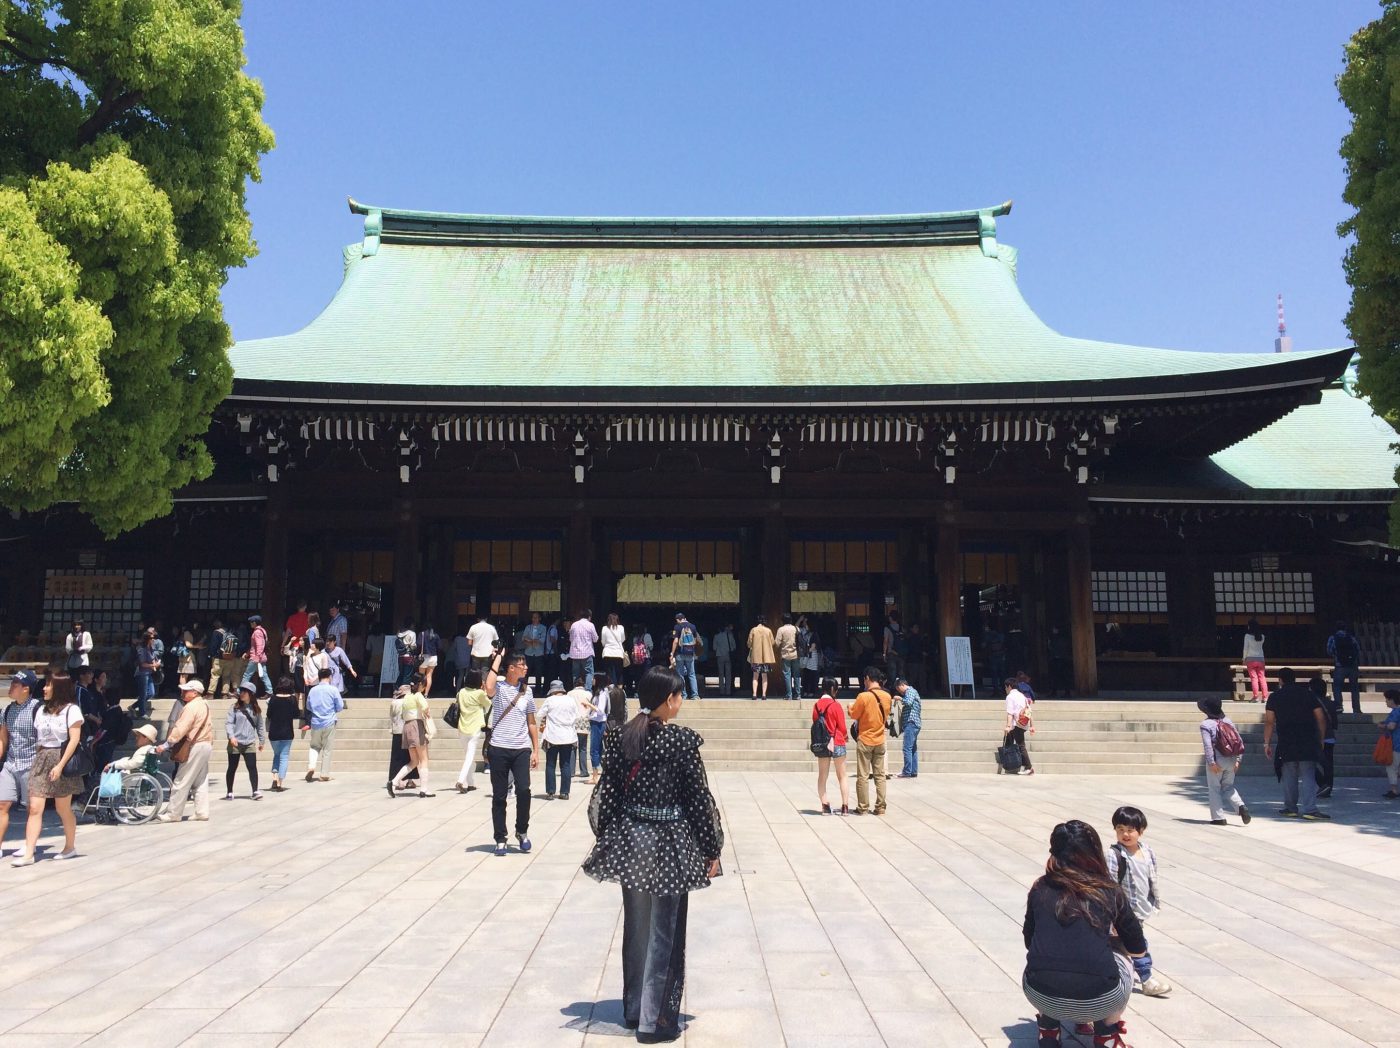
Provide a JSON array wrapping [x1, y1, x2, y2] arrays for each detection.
[[583, 666, 723, 1044], [1022, 820, 1144, 1048]]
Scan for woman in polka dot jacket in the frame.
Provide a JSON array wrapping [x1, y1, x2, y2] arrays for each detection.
[[583, 665, 724, 1044]]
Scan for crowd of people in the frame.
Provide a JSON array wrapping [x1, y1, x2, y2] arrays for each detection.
[[8, 606, 1398, 1048]]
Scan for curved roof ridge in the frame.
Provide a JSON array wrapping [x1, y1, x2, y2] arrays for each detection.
[[346, 196, 1013, 228]]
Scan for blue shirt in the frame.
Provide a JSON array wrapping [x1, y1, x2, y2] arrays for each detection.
[[1384, 707, 1400, 733], [521, 623, 547, 656], [305, 683, 344, 729], [900, 686, 922, 727]]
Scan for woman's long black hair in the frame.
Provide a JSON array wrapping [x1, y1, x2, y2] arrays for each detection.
[[1039, 820, 1119, 930], [622, 665, 684, 761]]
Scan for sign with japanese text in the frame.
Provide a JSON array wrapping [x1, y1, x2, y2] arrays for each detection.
[[44, 574, 129, 599]]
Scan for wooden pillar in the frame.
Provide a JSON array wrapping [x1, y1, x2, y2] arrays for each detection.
[[760, 509, 788, 625], [1067, 520, 1099, 696], [392, 498, 419, 629], [936, 522, 961, 694], [261, 488, 289, 674], [565, 511, 593, 618]]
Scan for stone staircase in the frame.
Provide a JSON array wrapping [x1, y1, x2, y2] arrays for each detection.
[[133, 696, 1391, 776]]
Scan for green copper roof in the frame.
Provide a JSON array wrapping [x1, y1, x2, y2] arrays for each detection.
[[1209, 388, 1398, 493], [229, 201, 1349, 401]]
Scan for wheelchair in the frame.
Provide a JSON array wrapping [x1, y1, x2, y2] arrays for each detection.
[[83, 752, 173, 825]]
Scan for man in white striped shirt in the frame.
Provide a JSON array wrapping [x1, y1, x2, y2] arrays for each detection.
[[485, 651, 540, 857]]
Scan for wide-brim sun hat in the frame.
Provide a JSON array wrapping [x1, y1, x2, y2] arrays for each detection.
[[134, 723, 159, 743]]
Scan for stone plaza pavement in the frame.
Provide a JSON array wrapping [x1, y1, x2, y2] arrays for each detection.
[[3, 769, 1400, 1048]]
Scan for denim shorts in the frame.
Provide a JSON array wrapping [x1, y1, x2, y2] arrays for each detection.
[[831, 745, 847, 758]]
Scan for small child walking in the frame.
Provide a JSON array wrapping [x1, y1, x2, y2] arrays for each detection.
[[1105, 806, 1172, 998], [1380, 689, 1400, 800]]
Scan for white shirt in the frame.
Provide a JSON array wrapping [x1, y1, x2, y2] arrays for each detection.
[[65, 631, 93, 665], [600, 624, 627, 659], [1005, 690, 1028, 720], [35, 704, 82, 749], [1242, 633, 1266, 661], [467, 621, 499, 658], [536, 692, 579, 745], [589, 689, 610, 723]]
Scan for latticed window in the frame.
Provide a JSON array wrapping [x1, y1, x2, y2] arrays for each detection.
[[1092, 571, 1168, 623], [189, 568, 263, 613], [42, 568, 144, 635], [1212, 571, 1314, 625]]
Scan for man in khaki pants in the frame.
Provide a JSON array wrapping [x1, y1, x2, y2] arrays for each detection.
[[156, 680, 214, 822], [848, 668, 891, 815]]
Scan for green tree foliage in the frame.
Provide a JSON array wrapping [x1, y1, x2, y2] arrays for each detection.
[[1338, 1, 1400, 536], [0, 0, 273, 534]]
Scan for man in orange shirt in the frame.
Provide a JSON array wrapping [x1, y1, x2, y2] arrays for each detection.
[[848, 667, 892, 815]]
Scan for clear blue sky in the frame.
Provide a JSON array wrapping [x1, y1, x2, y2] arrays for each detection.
[[224, 1, 1378, 356]]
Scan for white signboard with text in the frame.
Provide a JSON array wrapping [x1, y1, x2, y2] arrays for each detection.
[[945, 636, 975, 697]]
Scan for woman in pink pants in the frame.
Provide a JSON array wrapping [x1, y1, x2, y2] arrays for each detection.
[[1242, 620, 1268, 702]]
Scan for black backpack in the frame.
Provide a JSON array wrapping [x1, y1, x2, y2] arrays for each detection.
[[1333, 632, 1360, 668], [809, 698, 834, 757]]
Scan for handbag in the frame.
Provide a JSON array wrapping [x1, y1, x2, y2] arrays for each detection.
[[424, 715, 437, 741], [99, 768, 124, 799], [171, 709, 211, 764], [443, 700, 460, 730], [622, 650, 631, 668], [1374, 733, 1394, 765], [60, 735, 97, 779]]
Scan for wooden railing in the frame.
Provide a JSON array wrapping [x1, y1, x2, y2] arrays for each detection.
[[1229, 663, 1400, 701]]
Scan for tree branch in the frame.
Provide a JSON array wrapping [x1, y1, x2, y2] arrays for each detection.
[[75, 86, 144, 146]]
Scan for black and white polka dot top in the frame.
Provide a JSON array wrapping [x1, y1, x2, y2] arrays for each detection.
[[582, 721, 724, 895]]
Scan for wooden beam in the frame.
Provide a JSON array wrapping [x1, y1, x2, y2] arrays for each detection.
[[1067, 522, 1098, 695], [936, 523, 961, 695], [392, 498, 419, 630], [260, 487, 289, 676]]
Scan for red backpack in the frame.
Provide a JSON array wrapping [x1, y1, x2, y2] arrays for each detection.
[[1214, 719, 1245, 758]]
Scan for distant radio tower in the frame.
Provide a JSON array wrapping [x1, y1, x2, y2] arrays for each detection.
[[1274, 293, 1292, 354]]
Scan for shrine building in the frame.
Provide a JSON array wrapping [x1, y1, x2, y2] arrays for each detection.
[[6, 199, 1399, 695]]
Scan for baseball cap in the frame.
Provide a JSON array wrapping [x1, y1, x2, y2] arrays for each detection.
[[548, 679, 566, 694], [248, 614, 262, 624], [675, 612, 686, 621], [178, 680, 205, 694], [10, 669, 39, 691]]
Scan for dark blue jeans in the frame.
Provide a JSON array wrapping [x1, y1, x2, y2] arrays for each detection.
[[1333, 666, 1360, 713], [1133, 947, 1153, 981], [590, 720, 605, 768], [902, 723, 920, 775], [545, 742, 574, 797]]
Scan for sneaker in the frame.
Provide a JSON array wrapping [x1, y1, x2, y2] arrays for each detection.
[[252, 791, 264, 801], [517, 835, 532, 854], [224, 793, 234, 801], [821, 803, 832, 815], [1139, 975, 1172, 997], [544, 792, 555, 800], [194, 815, 209, 821], [156, 813, 174, 823], [465, 785, 478, 792], [559, 793, 569, 800], [1278, 809, 1299, 817], [1302, 811, 1332, 821], [455, 783, 468, 794], [896, 773, 916, 779], [1318, 786, 1333, 798], [1239, 805, 1251, 824], [839, 804, 849, 816], [1384, 790, 1400, 799], [417, 791, 435, 798], [1210, 819, 1228, 825], [494, 841, 508, 857]]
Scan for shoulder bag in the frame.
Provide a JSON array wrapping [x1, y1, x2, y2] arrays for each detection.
[[171, 708, 211, 764]]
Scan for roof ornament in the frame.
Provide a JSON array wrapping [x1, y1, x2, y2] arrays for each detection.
[[1273, 294, 1292, 354], [362, 205, 382, 257], [977, 201, 1012, 258]]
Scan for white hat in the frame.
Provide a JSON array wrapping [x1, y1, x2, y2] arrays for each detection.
[[178, 680, 205, 694], [133, 723, 158, 743]]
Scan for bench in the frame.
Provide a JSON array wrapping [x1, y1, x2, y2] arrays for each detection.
[[1230, 663, 1400, 701]]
